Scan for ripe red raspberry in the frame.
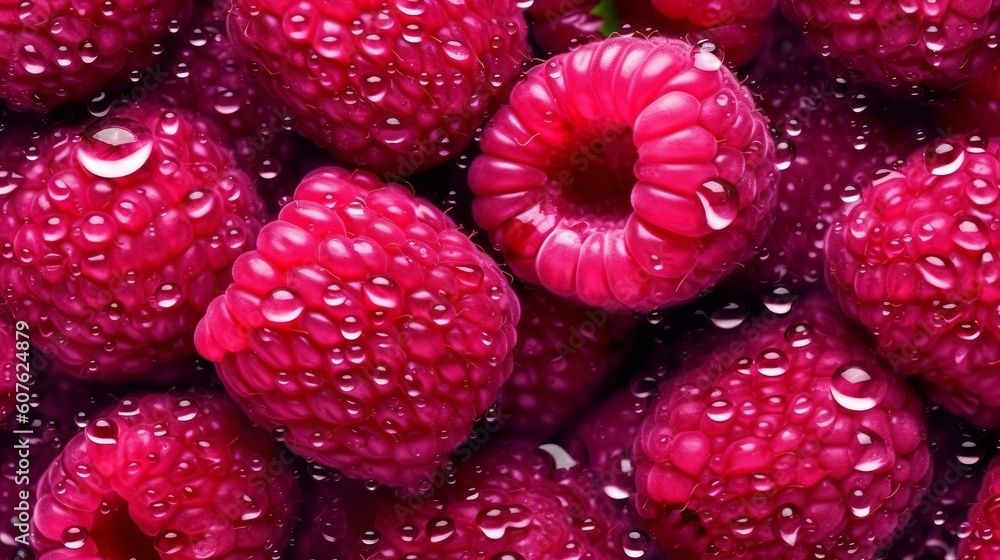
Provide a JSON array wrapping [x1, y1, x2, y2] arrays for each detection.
[[227, 0, 530, 177], [958, 452, 1000, 559], [825, 134, 1000, 427], [469, 35, 779, 313], [0, 0, 190, 112], [740, 25, 915, 289], [783, 0, 1000, 92], [939, 65, 1000, 137], [329, 442, 626, 559], [194, 166, 520, 488], [618, 0, 778, 68], [527, 0, 606, 55], [0, 105, 264, 383], [498, 287, 629, 439], [633, 297, 931, 558], [30, 390, 299, 559]]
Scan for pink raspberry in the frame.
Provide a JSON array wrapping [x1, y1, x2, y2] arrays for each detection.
[[0, 104, 264, 383], [825, 134, 1000, 427], [783, 0, 1000, 92], [633, 297, 931, 558], [469, 35, 779, 313], [194, 166, 520, 488], [0, 0, 191, 112], [30, 390, 299, 559], [740, 24, 915, 289], [498, 287, 630, 439], [323, 442, 627, 559], [227, 0, 530, 177], [618, 0, 778, 68], [526, 0, 606, 55], [958, 452, 1000, 559], [883, 407, 992, 560]]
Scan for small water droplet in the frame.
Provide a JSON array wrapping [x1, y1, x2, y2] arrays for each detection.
[[831, 364, 885, 411], [692, 40, 724, 71], [696, 179, 739, 230], [262, 288, 304, 322], [61, 526, 88, 549]]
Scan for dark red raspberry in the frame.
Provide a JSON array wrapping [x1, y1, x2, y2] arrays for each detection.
[[618, 0, 778, 68], [0, 372, 115, 558], [0, 104, 264, 383], [498, 287, 629, 440], [469, 35, 779, 313], [958, 453, 1000, 559], [783, 0, 1000, 93], [634, 297, 931, 558], [195, 166, 520, 488], [326, 442, 627, 559], [825, 134, 1000, 427], [527, 0, 606, 55], [286, 469, 385, 560], [0, 0, 190, 112], [30, 390, 299, 559], [227, 0, 530, 177], [883, 406, 994, 560], [939, 65, 1000, 137], [740, 25, 916, 289]]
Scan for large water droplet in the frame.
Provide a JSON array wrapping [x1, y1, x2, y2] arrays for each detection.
[[262, 288, 304, 323], [426, 517, 456, 543], [61, 526, 88, 549], [78, 119, 153, 178], [916, 255, 958, 290], [924, 140, 965, 176], [85, 418, 118, 445], [696, 179, 739, 230], [830, 364, 885, 411], [692, 40, 724, 71]]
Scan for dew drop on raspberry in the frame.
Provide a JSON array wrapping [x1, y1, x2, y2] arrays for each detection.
[[0, 168, 22, 196], [924, 139, 965, 176], [763, 286, 798, 315], [620, 529, 651, 558], [958, 437, 985, 466], [154, 530, 189, 555], [707, 400, 734, 422], [60, 526, 88, 549], [851, 429, 890, 472], [966, 177, 999, 205], [915, 255, 958, 290], [85, 418, 119, 445], [830, 364, 886, 412], [78, 118, 153, 179], [709, 300, 749, 329], [692, 40, 724, 71], [784, 323, 814, 348], [491, 553, 525, 560], [152, 283, 182, 309], [262, 288, 304, 323], [754, 349, 789, 377], [173, 398, 198, 421], [696, 179, 740, 230], [777, 506, 803, 546], [775, 139, 796, 171]]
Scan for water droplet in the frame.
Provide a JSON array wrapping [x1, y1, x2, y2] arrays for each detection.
[[831, 364, 885, 411], [707, 400, 734, 422], [426, 517, 455, 543], [696, 179, 740, 230], [916, 255, 958, 290], [78, 118, 153, 178], [762, 286, 797, 315], [775, 139, 796, 171], [174, 398, 198, 422], [183, 189, 217, 221], [967, 178, 999, 205], [61, 526, 88, 549], [692, 40, 724, 71], [85, 418, 118, 445], [924, 140, 965, 176], [785, 323, 813, 348], [620, 529, 650, 558], [262, 288, 304, 322], [154, 531, 189, 555], [953, 217, 989, 251], [852, 429, 891, 472], [754, 349, 789, 377], [777, 506, 802, 546], [152, 283, 181, 309], [80, 213, 115, 244], [709, 300, 748, 329]]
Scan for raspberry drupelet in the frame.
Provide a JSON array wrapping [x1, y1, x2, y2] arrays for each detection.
[[30, 390, 300, 560], [195, 166, 520, 488], [0, 104, 264, 383], [226, 0, 530, 176], [826, 134, 1000, 428], [469, 35, 779, 313], [633, 297, 931, 559]]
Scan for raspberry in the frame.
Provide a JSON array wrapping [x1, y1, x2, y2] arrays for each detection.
[[337, 442, 624, 559], [527, 0, 605, 55], [633, 297, 931, 558], [782, 0, 1000, 92], [469, 35, 779, 313], [0, 104, 265, 383], [0, 0, 190, 112], [939, 65, 1000, 137], [884, 407, 993, 560], [740, 25, 914, 289], [958, 451, 1000, 559], [227, 0, 530, 176], [825, 134, 1000, 427], [498, 287, 629, 439], [618, 0, 778, 68], [194, 166, 520, 488], [30, 390, 299, 559]]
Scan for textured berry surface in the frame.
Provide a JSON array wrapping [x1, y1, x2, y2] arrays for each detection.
[[783, 0, 1000, 91], [470, 35, 778, 313], [195, 166, 520, 488], [740, 25, 914, 289], [634, 297, 931, 559], [498, 287, 629, 439], [342, 442, 626, 559], [0, 0, 190, 112], [618, 0, 778, 68], [30, 390, 299, 559], [826, 134, 1000, 428], [227, 0, 530, 176], [958, 451, 1000, 559], [0, 105, 264, 383]]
